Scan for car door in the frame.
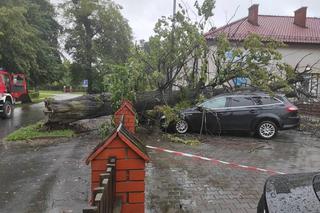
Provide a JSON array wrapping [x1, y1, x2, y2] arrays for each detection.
[[185, 108, 205, 133], [200, 96, 228, 133], [221, 96, 258, 131]]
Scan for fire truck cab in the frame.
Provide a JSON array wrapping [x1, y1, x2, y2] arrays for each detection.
[[0, 69, 29, 118]]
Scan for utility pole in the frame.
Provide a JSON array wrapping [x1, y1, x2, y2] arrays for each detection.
[[173, 0, 176, 17], [168, 0, 177, 94]]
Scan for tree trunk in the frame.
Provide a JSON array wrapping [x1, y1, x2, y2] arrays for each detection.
[[43, 86, 276, 129], [43, 90, 202, 128]]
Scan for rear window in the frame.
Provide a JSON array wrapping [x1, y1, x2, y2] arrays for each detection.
[[252, 96, 281, 105], [229, 97, 255, 107]]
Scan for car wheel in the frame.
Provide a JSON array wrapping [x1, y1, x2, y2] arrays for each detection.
[[175, 120, 188, 134], [2, 101, 13, 119], [257, 120, 277, 139], [257, 195, 267, 213]]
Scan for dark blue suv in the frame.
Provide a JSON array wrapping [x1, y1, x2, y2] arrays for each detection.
[[161, 92, 300, 139]]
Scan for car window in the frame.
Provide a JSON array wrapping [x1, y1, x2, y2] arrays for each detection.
[[3, 74, 10, 86], [201, 97, 227, 109], [230, 97, 254, 107], [252, 96, 281, 105], [13, 75, 24, 85]]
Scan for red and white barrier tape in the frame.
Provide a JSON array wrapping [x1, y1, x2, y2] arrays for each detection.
[[146, 145, 286, 175]]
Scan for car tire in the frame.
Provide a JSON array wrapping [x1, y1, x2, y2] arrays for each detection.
[[175, 120, 188, 134], [256, 120, 278, 139], [257, 195, 267, 213], [2, 101, 13, 119]]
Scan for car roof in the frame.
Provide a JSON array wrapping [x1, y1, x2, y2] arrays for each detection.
[[214, 92, 284, 98]]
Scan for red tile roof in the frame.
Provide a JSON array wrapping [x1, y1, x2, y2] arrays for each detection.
[[205, 15, 320, 44]]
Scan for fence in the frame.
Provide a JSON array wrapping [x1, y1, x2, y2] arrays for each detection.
[[83, 158, 118, 213], [301, 73, 320, 98], [296, 102, 320, 117]]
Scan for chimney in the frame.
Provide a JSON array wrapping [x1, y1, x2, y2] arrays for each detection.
[[294, 7, 307, 28], [248, 4, 259, 26]]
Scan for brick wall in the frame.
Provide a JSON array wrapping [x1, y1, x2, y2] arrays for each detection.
[[90, 138, 146, 212], [114, 101, 136, 133], [296, 102, 320, 117], [88, 99, 147, 213]]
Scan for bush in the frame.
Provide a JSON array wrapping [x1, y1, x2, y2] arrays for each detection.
[[155, 100, 192, 127], [99, 119, 115, 138]]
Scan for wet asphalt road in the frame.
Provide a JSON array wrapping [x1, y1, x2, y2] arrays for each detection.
[[0, 103, 45, 139], [0, 136, 96, 213], [0, 94, 80, 140], [0, 93, 94, 213]]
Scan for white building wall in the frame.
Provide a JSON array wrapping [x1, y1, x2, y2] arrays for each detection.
[[279, 44, 320, 73], [206, 43, 320, 78]]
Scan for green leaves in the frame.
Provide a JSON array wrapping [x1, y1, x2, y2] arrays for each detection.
[[131, 1, 214, 94], [64, 0, 132, 93], [211, 33, 294, 94], [194, 0, 215, 22], [104, 64, 135, 109], [0, 0, 62, 87]]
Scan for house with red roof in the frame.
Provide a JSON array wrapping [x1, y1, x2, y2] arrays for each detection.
[[205, 4, 320, 96]]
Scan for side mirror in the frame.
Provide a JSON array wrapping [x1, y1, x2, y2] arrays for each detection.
[[197, 106, 203, 111]]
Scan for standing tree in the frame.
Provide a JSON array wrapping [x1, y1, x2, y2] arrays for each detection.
[[131, 0, 215, 97], [63, 0, 132, 93], [0, 0, 62, 89], [44, 0, 308, 127]]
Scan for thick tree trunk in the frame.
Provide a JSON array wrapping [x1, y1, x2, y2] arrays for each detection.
[[42, 87, 263, 128], [43, 90, 202, 128]]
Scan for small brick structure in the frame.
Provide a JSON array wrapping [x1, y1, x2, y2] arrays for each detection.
[[86, 100, 149, 213], [296, 102, 320, 117], [114, 100, 136, 133]]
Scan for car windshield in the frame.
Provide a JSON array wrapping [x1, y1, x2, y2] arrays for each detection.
[[199, 97, 226, 109], [13, 75, 24, 85]]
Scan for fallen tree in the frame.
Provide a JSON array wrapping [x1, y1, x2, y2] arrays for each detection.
[[43, 90, 195, 128], [43, 87, 233, 129], [44, 75, 315, 129]]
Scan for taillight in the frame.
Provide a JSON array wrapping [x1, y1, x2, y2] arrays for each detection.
[[287, 105, 298, 112]]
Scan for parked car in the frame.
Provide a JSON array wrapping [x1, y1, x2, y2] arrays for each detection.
[[257, 172, 320, 213], [160, 92, 300, 139]]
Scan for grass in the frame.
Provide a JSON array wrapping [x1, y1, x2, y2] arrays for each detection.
[[5, 122, 75, 141], [15, 90, 85, 105], [30, 91, 61, 103]]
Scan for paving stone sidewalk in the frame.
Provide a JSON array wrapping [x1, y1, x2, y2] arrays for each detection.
[[140, 129, 320, 213]]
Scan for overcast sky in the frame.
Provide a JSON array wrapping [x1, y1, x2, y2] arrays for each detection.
[[51, 0, 320, 41]]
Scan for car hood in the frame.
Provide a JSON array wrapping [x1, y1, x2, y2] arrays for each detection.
[[264, 172, 320, 213], [180, 107, 201, 115]]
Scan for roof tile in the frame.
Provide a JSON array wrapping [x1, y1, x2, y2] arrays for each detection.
[[205, 15, 320, 44]]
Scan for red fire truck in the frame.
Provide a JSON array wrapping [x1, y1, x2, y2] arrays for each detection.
[[0, 69, 30, 118]]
